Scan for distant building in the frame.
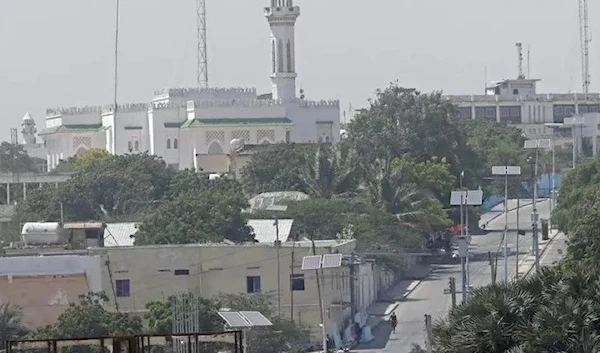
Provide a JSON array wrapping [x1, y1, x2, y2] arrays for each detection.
[[25, 0, 339, 173], [445, 77, 600, 151]]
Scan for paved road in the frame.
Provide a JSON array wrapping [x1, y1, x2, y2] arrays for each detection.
[[483, 199, 551, 231], [358, 200, 560, 353]]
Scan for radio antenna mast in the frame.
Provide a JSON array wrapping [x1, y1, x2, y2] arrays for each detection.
[[196, 0, 208, 89], [579, 0, 591, 93], [516, 42, 525, 79]]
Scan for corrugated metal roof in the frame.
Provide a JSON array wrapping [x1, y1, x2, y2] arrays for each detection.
[[103, 223, 139, 247], [247, 219, 294, 244]]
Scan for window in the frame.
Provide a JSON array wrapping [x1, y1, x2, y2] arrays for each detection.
[[290, 274, 305, 291], [475, 107, 486, 118], [247, 276, 261, 293], [286, 40, 293, 73], [513, 89, 519, 95], [485, 107, 496, 119], [116, 279, 130, 297], [127, 141, 133, 152], [457, 107, 471, 119], [167, 139, 171, 149], [285, 131, 291, 143], [134, 141, 139, 151], [173, 138, 178, 149], [271, 40, 276, 73], [174, 269, 189, 276], [277, 40, 284, 72], [325, 136, 330, 143]]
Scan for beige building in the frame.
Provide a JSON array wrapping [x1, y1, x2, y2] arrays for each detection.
[[92, 240, 362, 338], [0, 238, 397, 342]]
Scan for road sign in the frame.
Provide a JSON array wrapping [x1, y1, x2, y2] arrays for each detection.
[[450, 190, 483, 206], [491, 166, 522, 176]]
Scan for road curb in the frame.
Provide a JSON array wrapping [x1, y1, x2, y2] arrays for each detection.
[[482, 201, 533, 227], [514, 231, 560, 280], [372, 266, 435, 321]]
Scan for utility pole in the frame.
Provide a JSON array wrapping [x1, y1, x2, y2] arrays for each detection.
[[489, 251, 497, 284], [424, 314, 433, 353], [449, 277, 457, 308], [113, 0, 120, 155], [515, 198, 520, 280], [349, 252, 357, 319]]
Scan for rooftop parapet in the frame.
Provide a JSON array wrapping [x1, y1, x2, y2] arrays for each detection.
[[101, 103, 150, 114], [153, 87, 257, 102], [299, 99, 340, 108], [186, 98, 285, 110], [445, 93, 600, 103], [46, 106, 104, 117]]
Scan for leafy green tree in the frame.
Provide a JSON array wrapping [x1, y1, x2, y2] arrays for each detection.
[[36, 292, 142, 338], [55, 148, 112, 172], [146, 293, 310, 353], [219, 293, 310, 353], [0, 303, 27, 351], [241, 143, 314, 195], [345, 84, 468, 178], [145, 294, 222, 335], [134, 175, 253, 245], [0, 142, 37, 173]]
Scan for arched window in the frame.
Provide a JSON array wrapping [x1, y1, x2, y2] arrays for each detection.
[[128, 141, 133, 152], [167, 139, 171, 149], [286, 40, 293, 72], [134, 141, 139, 151], [285, 131, 291, 143], [325, 136, 330, 143], [174, 138, 178, 149], [277, 40, 284, 72], [317, 136, 323, 143], [271, 40, 276, 73]]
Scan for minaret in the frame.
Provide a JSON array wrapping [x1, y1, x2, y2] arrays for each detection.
[[21, 113, 37, 145], [265, 0, 300, 101]]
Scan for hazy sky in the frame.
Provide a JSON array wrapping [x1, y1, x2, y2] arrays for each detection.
[[0, 0, 588, 141]]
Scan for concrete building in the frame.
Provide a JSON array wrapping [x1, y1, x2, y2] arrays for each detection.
[[445, 77, 600, 148], [0, 235, 397, 342], [25, 0, 339, 173]]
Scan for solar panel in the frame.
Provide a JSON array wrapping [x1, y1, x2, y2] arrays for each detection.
[[301, 255, 322, 270], [217, 312, 251, 328], [321, 253, 343, 269], [239, 311, 273, 327]]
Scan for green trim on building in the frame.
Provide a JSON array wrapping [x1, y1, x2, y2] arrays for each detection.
[[182, 117, 292, 128], [124, 126, 143, 130], [164, 122, 182, 128], [316, 120, 334, 125], [38, 124, 106, 136]]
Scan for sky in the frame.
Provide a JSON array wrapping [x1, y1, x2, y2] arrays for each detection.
[[0, 0, 589, 142]]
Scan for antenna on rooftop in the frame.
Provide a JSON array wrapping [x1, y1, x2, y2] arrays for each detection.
[[515, 42, 525, 79], [579, 0, 591, 93], [527, 45, 531, 78], [196, 0, 208, 89], [113, 0, 120, 154]]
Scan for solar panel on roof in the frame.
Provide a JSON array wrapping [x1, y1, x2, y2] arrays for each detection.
[[239, 311, 273, 327], [217, 312, 251, 328], [301, 255, 322, 270], [322, 253, 343, 269]]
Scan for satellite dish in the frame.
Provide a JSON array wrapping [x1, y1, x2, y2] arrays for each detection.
[[230, 139, 244, 153]]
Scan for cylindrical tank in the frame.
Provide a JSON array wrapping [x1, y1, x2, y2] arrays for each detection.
[[21, 222, 61, 245]]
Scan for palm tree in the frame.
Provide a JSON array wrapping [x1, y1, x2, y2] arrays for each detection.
[[366, 157, 448, 233], [301, 144, 359, 199], [0, 303, 27, 350]]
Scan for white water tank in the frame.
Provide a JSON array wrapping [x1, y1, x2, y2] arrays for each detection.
[[21, 222, 61, 245]]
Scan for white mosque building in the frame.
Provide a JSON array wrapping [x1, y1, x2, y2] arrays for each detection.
[[25, 0, 340, 173]]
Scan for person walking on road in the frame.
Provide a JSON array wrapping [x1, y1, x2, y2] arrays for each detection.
[[390, 312, 398, 333]]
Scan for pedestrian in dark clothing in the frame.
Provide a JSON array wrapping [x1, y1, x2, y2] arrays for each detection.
[[390, 312, 398, 333]]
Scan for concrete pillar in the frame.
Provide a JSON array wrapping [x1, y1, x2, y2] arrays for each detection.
[[23, 183, 26, 201], [6, 183, 10, 204]]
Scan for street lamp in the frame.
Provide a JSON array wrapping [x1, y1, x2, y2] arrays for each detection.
[[524, 139, 551, 273], [266, 204, 288, 317], [491, 166, 521, 283], [544, 123, 561, 220]]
